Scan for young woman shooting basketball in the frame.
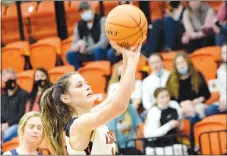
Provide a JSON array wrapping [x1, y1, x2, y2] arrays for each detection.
[[40, 41, 142, 155]]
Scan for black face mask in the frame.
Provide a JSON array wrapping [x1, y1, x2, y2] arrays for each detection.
[[5, 79, 17, 90], [35, 79, 47, 88], [169, 1, 181, 9]]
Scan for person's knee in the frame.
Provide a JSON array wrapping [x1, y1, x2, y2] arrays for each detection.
[[92, 47, 105, 60], [106, 49, 115, 59], [205, 104, 220, 116], [3, 125, 18, 142]]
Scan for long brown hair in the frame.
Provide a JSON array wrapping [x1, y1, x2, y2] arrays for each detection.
[[166, 52, 202, 99], [40, 72, 76, 155]]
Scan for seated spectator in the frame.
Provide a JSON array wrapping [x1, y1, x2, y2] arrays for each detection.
[[144, 1, 185, 56], [107, 104, 143, 155], [216, 43, 227, 112], [142, 53, 170, 110], [166, 52, 221, 124], [108, 62, 142, 109], [215, 2, 227, 45], [1, 69, 28, 143], [27, 68, 52, 113], [66, 1, 109, 70], [144, 88, 187, 155], [3, 112, 44, 155], [182, 1, 219, 53]]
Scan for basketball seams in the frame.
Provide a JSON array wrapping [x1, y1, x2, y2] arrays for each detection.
[[105, 5, 148, 48], [105, 21, 138, 28], [123, 11, 143, 40], [106, 12, 146, 41], [127, 14, 147, 47]]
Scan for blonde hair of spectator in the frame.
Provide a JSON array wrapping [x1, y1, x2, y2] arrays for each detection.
[[167, 52, 201, 99], [18, 111, 43, 145]]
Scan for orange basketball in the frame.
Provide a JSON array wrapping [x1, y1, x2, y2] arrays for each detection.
[[105, 4, 148, 49]]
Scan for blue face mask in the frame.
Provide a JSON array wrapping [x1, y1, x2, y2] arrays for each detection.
[[154, 69, 164, 77], [178, 67, 189, 76]]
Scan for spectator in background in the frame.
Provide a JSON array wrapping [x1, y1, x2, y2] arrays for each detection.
[[144, 1, 185, 56], [1, 69, 28, 143], [27, 68, 52, 113], [216, 43, 227, 112], [66, 1, 109, 70], [3, 112, 44, 155], [107, 104, 143, 155], [142, 54, 170, 110], [215, 2, 227, 46], [182, 1, 219, 53], [144, 88, 187, 155], [166, 52, 222, 125]]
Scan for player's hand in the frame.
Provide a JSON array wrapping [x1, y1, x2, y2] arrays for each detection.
[[110, 41, 141, 62]]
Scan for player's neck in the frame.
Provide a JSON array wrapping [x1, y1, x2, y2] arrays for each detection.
[[71, 107, 90, 118]]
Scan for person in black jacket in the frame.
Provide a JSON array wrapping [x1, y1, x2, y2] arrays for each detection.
[[167, 52, 221, 124], [1, 69, 28, 143], [28, 68, 52, 112], [66, 1, 109, 70]]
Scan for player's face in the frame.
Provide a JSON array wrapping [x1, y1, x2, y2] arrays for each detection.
[[149, 55, 164, 73], [156, 90, 170, 109], [23, 117, 43, 145], [67, 74, 95, 109]]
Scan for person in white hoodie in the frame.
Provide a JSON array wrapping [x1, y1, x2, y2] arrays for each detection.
[[216, 43, 227, 112], [144, 87, 187, 155], [142, 53, 170, 110]]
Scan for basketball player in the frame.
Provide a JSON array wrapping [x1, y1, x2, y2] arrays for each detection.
[[40, 41, 142, 155]]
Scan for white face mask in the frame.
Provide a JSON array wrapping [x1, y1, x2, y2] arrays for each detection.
[[81, 10, 94, 22], [87, 23, 93, 29]]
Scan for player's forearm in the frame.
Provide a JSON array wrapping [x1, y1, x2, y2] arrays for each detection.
[[112, 59, 137, 111]]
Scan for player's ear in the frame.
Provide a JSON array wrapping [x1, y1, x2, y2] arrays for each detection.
[[60, 94, 71, 104]]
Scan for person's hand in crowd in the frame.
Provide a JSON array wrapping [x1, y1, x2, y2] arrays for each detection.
[[181, 32, 191, 44], [169, 120, 180, 129], [192, 97, 205, 105], [219, 100, 227, 112], [75, 40, 87, 53], [177, 120, 184, 130], [1, 123, 9, 132], [132, 98, 141, 109], [181, 100, 197, 117]]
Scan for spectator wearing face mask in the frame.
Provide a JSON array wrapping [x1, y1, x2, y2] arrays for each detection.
[[66, 1, 109, 70], [26, 68, 52, 113], [166, 52, 222, 126], [1, 69, 29, 143], [142, 53, 170, 110]]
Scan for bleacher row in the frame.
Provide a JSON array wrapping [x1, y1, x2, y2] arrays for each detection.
[[1, 1, 223, 45], [2, 35, 222, 106]]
